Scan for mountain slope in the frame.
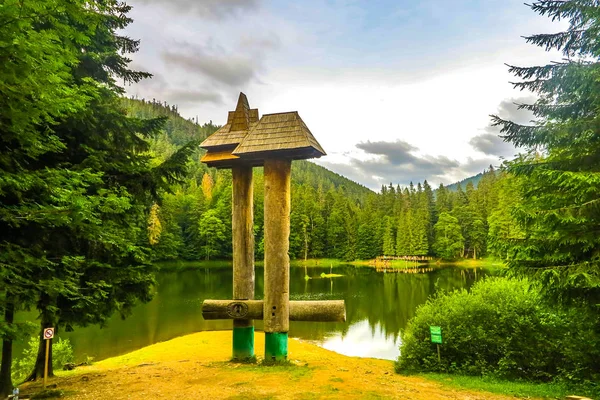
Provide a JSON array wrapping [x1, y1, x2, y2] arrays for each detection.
[[445, 172, 485, 191], [123, 98, 374, 261]]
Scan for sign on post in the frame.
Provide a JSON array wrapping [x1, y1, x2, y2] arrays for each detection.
[[43, 327, 54, 388], [43, 328, 54, 340], [430, 326, 442, 344], [430, 326, 442, 362]]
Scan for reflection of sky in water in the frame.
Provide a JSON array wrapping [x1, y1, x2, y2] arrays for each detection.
[[318, 319, 401, 360]]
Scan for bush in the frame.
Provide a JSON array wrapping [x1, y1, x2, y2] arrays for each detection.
[[395, 277, 600, 382], [12, 337, 74, 383]]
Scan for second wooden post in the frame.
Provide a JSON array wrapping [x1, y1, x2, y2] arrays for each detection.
[[232, 166, 255, 360], [263, 159, 291, 361]]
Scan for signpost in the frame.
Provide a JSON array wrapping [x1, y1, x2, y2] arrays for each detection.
[[43, 327, 54, 388], [430, 326, 442, 362]]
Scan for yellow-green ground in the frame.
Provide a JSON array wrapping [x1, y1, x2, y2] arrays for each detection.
[[21, 331, 527, 400]]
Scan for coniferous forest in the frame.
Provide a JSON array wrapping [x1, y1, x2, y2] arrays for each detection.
[[131, 97, 503, 263], [1, 0, 600, 397]]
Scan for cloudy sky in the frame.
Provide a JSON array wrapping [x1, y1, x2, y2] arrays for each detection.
[[124, 0, 562, 190]]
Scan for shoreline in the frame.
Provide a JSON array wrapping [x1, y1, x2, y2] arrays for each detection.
[[155, 257, 506, 271], [19, 330, 519, 400]]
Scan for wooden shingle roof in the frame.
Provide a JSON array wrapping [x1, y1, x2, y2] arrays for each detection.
[[232, 112, 326, 160], [200, 92, 259, 149]]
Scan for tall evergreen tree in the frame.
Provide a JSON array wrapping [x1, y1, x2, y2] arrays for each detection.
[[492, 0, 600, 308], [382, 216, 396, 256], [0, 0, 196, 388], [433, 213, 464, 260]]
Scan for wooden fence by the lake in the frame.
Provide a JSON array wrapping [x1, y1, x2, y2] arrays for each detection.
[[374, 266, 435, 274], [370, 255, 435, 270], [375, 256, 434, 262]]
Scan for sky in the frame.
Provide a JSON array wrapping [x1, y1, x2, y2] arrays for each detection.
[[123, 0, 564, 190]]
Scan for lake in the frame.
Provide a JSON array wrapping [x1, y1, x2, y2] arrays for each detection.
[[52, 264, 487, 363]]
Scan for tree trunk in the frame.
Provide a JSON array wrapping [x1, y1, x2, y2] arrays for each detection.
[[25, 314, 54, 381], [0, 300, 15, 396], [473, 246, 477, 260], [303, 228, 308, 261]]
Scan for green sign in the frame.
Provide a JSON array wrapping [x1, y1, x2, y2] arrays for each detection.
[[430, 326, 442, 344]]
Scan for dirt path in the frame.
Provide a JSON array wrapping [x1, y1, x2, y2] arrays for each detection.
[[21, 331, 520, 399]]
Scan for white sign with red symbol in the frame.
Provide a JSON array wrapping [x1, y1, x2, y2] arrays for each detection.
[[43, 327, 54, 340]]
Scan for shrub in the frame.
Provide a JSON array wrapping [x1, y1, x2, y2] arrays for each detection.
[[395, 277, 600, 382], [12, 337, 74, 383]]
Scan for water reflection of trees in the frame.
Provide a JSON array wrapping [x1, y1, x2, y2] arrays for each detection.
[[62, 265, 487, 362], [287, 266, 486, 342]]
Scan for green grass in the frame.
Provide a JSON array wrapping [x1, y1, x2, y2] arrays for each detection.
[[156, 258, 367, 270], [155, 257, 507, 272], [290, 258, 360, 267], [155, 259, 232, 270], [421, 373, 599, 399], [435, 257, 506, 269], [382, 257, 507, 272], [238, 361, 313, 381]]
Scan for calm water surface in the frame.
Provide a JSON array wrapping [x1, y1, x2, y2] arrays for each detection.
[[56, 264, 486, 362]]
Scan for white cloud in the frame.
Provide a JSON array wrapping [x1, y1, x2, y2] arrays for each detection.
[[123, 0, 565, 190]]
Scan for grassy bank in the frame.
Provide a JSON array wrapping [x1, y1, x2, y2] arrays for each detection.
[[382, 257, 506, 270], [18, 331, 535, 400], [154, 259, 232, 270], [156, 258, 371, 271], [155, 257, 506, 272], [421, 373, 597, 399]]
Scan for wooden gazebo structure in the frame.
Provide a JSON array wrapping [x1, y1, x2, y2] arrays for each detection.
[[200, 93, 342, 362]]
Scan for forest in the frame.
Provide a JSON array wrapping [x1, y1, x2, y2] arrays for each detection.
[[131, 97, 505, 263], [1, 0, 600, 397]]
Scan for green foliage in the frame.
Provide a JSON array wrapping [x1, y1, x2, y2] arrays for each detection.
[[432, 213, 464, 259], [396, 278, 600, 383], [12, 337, 73, 384], [198, 210, 227, 260], [132, 96, 506, 263], [421, 373, 599, 400], [0, 0, 198, 386], [491, 0, 600, 308], [486, 174, 524, 259]]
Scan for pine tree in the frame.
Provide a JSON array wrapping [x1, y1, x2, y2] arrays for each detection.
[[0, 0, 196, 387], [382, 217, 396, 256], [435, 184, 451, 215], [396, 188, 412, 255], [487, 174, 524, 259], [491, 0, 600, 307], [422, 180, 436, 250], [433, 213, 464, 259]]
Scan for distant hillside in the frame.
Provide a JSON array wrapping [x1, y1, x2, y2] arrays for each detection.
[[446, 172, 485, 191], [291, 160, 373, 202], [119, 98, 504, 262], [123, 97, 372, 202], [121, 97, 377, 261], [123, 97, 218, 145]]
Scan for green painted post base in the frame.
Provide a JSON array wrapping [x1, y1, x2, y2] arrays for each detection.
[[265, 332, 288, 361], [232, 326, 254, 360]]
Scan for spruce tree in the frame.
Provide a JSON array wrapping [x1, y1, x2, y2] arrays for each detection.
[[492, 0, 600, 307], [0, 0, 195, 387], [433, 213, 464, 259], [382, 217, 396, 256]]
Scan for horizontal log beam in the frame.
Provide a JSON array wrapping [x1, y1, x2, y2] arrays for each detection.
[[202, 300, 346, 322]]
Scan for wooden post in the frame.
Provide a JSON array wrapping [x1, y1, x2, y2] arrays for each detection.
[[231, 166, 254, 360], [263, 159, 291, 361], [202, 300, 346, 322], [43, 339, 50, 388]]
